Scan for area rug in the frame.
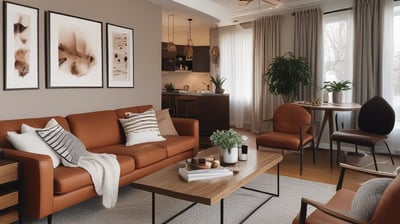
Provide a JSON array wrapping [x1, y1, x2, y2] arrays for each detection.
[[24, 174, 336, 224]]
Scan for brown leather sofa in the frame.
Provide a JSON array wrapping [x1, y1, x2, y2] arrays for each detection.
[[0, 105, 199, 222]]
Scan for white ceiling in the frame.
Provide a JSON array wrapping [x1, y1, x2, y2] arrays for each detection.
[[148, 0, 332, 31]]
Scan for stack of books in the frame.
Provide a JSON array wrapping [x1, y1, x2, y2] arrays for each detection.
[[178, 166, 233, 182]]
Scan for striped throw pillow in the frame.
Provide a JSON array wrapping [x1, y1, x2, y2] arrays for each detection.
[[120, 109, 165, 146], [36, 124, 87, 165]]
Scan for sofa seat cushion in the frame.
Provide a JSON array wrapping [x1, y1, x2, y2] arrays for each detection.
[[90, 144, 167, 169], [152, 136, 196, 157], [54, 154, 134, 194]]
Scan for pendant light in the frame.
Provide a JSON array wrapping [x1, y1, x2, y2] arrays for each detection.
[[167, 13, 176, 53], [184, 18, 193, 60]]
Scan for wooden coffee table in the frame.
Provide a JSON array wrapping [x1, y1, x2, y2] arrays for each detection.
[[132, 146, 283, 224]]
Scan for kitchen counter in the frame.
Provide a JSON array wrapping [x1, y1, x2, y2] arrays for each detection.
[[162, 91, 228, 96], [162, 93, 229, 147]]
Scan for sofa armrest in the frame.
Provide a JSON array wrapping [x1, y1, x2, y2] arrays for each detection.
[[3, 148, 54, 219], [172, 117, 199, 153]]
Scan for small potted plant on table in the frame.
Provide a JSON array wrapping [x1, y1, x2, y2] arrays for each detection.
[[210, 129, 243, 165], [322, 80, 351, 104]]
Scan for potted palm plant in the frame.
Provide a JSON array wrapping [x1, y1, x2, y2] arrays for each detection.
[[210, 129, 242, 165], [265, 52, 313, 103], [210, 76, 226, 94], [322, 80, 351, 104]]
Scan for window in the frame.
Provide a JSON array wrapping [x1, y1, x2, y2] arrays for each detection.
[[322, 10, 354, 104], [392, 5, 400, 116]]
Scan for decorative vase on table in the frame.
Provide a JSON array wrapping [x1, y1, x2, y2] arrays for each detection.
[[219, 147, 238, 165], [210, 129, 243, 166], [332, 91, 343, 104]]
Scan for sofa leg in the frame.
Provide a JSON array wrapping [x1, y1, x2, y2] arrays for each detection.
[[48, 215, 52, 224]]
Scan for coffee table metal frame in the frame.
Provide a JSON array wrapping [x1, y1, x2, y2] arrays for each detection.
[[133, 147, 282, 224]]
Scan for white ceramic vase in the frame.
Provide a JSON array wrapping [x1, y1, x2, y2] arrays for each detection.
[[219, 147, 238, 165], [332, 91, 343, 104]]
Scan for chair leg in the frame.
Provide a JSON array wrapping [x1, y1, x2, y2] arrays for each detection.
[[371, 145, 378, 171], [311, 140, 316, 164], [336, 141, 341, 165], [300, 146, 303, 176], [383, 141, 395, 166], [329, 138, 333, 169]]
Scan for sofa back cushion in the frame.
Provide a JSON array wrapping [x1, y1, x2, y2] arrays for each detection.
[[115, 105, 153, 118], [67, 110, 121, 149], [0, 116, 69, 148]]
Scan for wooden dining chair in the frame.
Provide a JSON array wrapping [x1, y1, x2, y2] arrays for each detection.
[[331, 96, 395, 171], [256, 103, 315, 175]]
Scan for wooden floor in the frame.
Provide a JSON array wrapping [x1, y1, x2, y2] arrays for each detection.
[[235, 129, 399, 191]]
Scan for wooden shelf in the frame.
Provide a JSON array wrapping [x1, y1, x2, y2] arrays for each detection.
[[0, 160, 20, 223]]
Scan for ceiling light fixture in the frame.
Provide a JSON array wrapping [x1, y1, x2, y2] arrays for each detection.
[[167, 13, 176, 53], [237, 0, 280, 7], [184, 18, 193, 60]]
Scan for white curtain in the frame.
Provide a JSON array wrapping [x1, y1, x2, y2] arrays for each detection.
[[381, 0, 400, 155], [219, 25, 254, 129]]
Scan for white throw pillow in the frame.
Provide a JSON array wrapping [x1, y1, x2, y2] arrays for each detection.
[[7, 131, 61, 168], [120, 109, 166, 146]]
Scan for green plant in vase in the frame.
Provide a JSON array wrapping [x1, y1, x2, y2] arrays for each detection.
[[210, 129, 242, 152], [164, 82, 176, 92], [265, 52, 313, 103], [210, 76, 226, 94], [322, 80, 351, 104]]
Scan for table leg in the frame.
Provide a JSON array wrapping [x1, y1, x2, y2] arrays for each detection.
[[316, 111, 329, 150], [220, 198, 224, 224], [152, 192, 155, 224]]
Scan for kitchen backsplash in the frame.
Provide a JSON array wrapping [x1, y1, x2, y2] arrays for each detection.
[[162, 72, 212, 91]]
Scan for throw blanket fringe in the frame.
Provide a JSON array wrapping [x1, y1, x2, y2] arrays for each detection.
[[62, 152, 120, 208]]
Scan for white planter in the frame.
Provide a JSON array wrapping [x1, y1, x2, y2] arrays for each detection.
[[332, 91, 343, 104], [219, 147, 238, 165]]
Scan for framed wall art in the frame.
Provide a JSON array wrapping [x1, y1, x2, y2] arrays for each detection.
[[3, 1, 39, 90], [46, 11, 103, 88], [106, 23, 134, 88]]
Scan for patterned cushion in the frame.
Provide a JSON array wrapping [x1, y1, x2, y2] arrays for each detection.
[[120, 109, 165, 146], [36, 124, 87, 165], [350, 178, 392, 221]]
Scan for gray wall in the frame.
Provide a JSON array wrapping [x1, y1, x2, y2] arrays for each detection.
[[0, 0, 162, 119]]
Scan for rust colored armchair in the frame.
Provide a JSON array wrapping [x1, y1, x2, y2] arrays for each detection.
[[293, 163, 400, 224], [256, 103, 315, 175], [331, 96, 395, 171]]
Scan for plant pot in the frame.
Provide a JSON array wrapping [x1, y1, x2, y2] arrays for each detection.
[[215, 88, 225, 94], [219, 147, 238, 165], [332, 91, 343, 104]]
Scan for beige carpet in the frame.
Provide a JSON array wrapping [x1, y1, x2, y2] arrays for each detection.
[[24, 174, 335, 224]]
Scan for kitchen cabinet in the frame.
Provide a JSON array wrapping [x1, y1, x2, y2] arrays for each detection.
[[162, 93, 229, 147], [161, 42, 210, 72]]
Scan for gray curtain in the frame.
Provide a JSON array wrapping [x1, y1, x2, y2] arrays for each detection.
[[251, 15, 282, 133], [353, 0, 385, 105], [294, 7, 323, 101]]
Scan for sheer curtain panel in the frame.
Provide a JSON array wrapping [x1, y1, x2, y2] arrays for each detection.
[[219, 25, 254, 129]]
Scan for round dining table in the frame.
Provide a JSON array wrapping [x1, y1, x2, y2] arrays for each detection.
[[294, 102, 361, 150]]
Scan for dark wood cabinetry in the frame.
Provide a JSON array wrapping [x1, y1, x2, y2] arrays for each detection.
[[162, 93, 229, 147], [161, 42, 210, 72]]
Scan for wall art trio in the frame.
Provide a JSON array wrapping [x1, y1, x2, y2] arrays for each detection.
[[2, 1, 135, 90]]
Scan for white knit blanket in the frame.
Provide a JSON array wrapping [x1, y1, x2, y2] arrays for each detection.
[[62, 152, 120, 208]]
